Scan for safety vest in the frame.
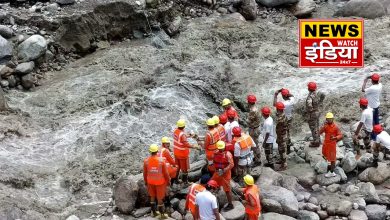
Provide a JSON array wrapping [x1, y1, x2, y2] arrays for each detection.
[[206, 128, 220, 151], [146, 156, 166, 185], [236, 134, 254, 150], [217, 124, 227, 142], [187, 183, 206, 213], [213, 151, 230, 169], [244, 185, 261, 215], [173, 129, 189, 158]]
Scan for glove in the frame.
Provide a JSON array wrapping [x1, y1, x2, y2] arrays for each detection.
[[218, 169, 224, 176]]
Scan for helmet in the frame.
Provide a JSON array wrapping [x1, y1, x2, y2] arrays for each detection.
[[243, 174, 254, 185], [207, 180, 219, 189], [247, 95, 257, 104], [359, 98, 368, 106], [212, 115, 220, 124], [219, 114, 228, 124], [373, 124, 383, 134], [149, 144, 159, 153], [232, 126, 241, 136], [207, 118, 215, 126], [161, 137, 170, 144], [216, 140, 226, 150], [308, 82, 317, 91], [281, 88, 289, 96], [222, 98, 232, 107], [261, 107, 271, 115], [177, 119, 186, 128], [371, 73, 380, 81], [275, 102, 285, 110], [227, 109, 236, 118], [326, 112, 334, 119]]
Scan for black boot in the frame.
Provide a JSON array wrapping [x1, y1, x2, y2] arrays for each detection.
[[150, 202, 158, 217], [373, 157, 379, 168], [182, 173, 188, 184], [158, 205, 168, 219]]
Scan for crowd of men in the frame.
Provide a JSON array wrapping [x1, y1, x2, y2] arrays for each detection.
[[142, 73, 389, 220]]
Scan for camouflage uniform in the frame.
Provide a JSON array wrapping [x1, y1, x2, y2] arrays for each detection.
[[276, 112, 288, 165], [306, 91, 320, 147], [248, 105, 261, 163]]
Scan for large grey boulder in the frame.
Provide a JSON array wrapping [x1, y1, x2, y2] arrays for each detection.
[[349, 210, 368, 220], [220, 201, 245, 220], [357, 153, 374, 169], [238, 0, 257, 20], [357, 182, 380, 203], [0, 25, 13, 39], [341, 151, 357, 173], [334, 167, 347, 182], [334, 0, 386, 19], [257, 0, 299, 7], [256, 167, 283, 188], [297, 210, 319, 220], [335, 200, 352, 216], [282, 163, 316, 187], [15, 62, 35, 75], [262, 199, 283, 213], [289, 0, 316, 18], [315, 173, 341, 186], [261, 212, 297, 220], [261, 185, 299, 217], [113, 175, 139, 214], [21, 74, 35, 90], [17, 35, 47, 62], [358, 162, 390, 184], [365, 204, 386, 220], [0, 36, 12, 61]]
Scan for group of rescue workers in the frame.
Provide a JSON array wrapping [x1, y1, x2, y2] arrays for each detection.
[[142, 73, 389, 220]]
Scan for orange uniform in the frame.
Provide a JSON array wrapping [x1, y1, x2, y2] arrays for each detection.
[[143, 155, 170, 200], [204, 128, 220, 162], [185, 183, 206, 218], [244, 185, 261, 220], [216, 124, 227, 142], [173, 128, 192, 172], [211, 151, 234, 192], [158, 147, 178, 178], [319, 122, 343, 162]]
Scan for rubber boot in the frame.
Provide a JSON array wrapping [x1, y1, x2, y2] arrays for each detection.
[[373, 156, 379, 168], [158, 205, 168, 219], [182, 173, 189, 185], [150, 202, 158, 217]]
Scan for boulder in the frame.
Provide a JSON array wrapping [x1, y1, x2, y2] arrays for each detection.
[[377, 189, 390, 205], [21, 74, 35, 90], [349, 210, 368, 220], [334, 167, 347, 182], [189, 160, 207, 172], [18, 35, 47, 62], [282, 163, 316, 187], [166, 16, 182, 37], [345, 185, 359, 196], [316, 210, 328, 220], [357, 182, 379, 203], [113, 175, 139, 214], [134, 174, 150, 207], [298, 210, 319, 220], [335, 200, 352, 216], [15, 62, 35, 75], [315, 174, 341, 186], [262, 199, 283, 213], [66, 215, 80, 220], [281, 175, 305, 193], [261, 185, 298, 217], [0, 36, 12, 61], [334, 0, 386, 19], [238, 0, 257, 20], [358, 162, 390, 185], [220, 201, 245, 220], [289, 0, 316, 18], [341, 152, 357, 173], [305, 203, 319, 212], [257, 0, 299, 7], [314, 160, 328, 174], [308, 197, 318, 205], [352, 197, 366, 210], [0, 25, 13, 38], [132, 207, 151, 218], [171, 211, 182, 220], [357, 153, 374, 169], [251, 166, 262, 179], [56, 0, 75, 5], [365, 204, 386, 220], [261, 212, 297, 220], [178, 199, 186, 215], [296, 194, 305, 202], [256, 167, 283, 188], [184, 212, 194, 220], [326, 184, 340, 193], [0, 80, 9, 88], [151, 36, 166, 49]]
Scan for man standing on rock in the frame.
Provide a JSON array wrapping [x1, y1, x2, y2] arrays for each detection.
[[247, 94, 262, 165], [275, 102, 288, 171], [185, 174, 211, 219], [221, 98, 239, 120], [233, 126, 255, 177], [213, 115, 227, 142], [362, 73, 383, 137], [173, 119, 200, 185], [353, 98, 373, 157], [306, 82, 323, 148], [240, 175, 261, 220], [144, 144, 170, 218], [158, 137, 178, 182], [273, 88, 295, 152], [372, 124, 390, 167], [319, 113, 343, 178], [195, 180, 221, 220], [211, 141, 235, 211], [260, 106, 275, 168], [204, 118, 220, 172]]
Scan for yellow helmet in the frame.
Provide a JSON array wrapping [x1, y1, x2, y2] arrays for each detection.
[[216, 141, 225, 150], [212, 115, 220, 124], [161, 137, 170, 144], [207, 118, 215, 126], [326, 112, 334, 119], [222, 98, 231, 107], [149, 144, 159, 153], [177, 119, 186, 128], [243, 174, 254, 185]]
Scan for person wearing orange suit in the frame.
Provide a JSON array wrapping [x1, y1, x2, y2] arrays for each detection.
[[158, 137, 178, 181], [240, 175, 261, 220], [185, 174, 211, 219], [213, 115, 227, 142], [204, 118, 220, 172], [319, 112, 343, 178]]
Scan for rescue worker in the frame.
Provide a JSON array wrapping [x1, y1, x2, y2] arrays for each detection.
[[319, 113, 343, 178], [261, 106, 275, 168], [144, 144, 170, 219], [372, 124, 390, 167], [353, 98, 373, 156], [240, 175, 261, 220], [247, 94, 262, 164], [213, 115, 227, 142], [274, 88, 295, 152], [173, 119, 200, 184], [211, 141, 235, 211], [225, 109, 240, 143], [221, 98, 239, 120], [233, 126, 255, 177], [204, 118, 220, 171], [219, 114, 228, 126], [306, 82, 321, 148], [275, 102, 288, 171], [195, 180, 221, 220], [158, 137, 178, 182], [185, 174, 211, 219]]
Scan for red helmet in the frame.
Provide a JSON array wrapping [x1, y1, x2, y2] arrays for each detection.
[[371, 73, 380, 81], [261, 107, 271, 115], [359, 98, 368, 106], [227, 109, 236, 119], [207, 180, 219, 188], [219, 114, 228, 124], [247, 94, 257, 104], [232, 126, 241, 136], [275, 102, 285, 110], [281, 89, 289, 96], [308, 82, 317, 91], [373, 124, 383, 134]]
